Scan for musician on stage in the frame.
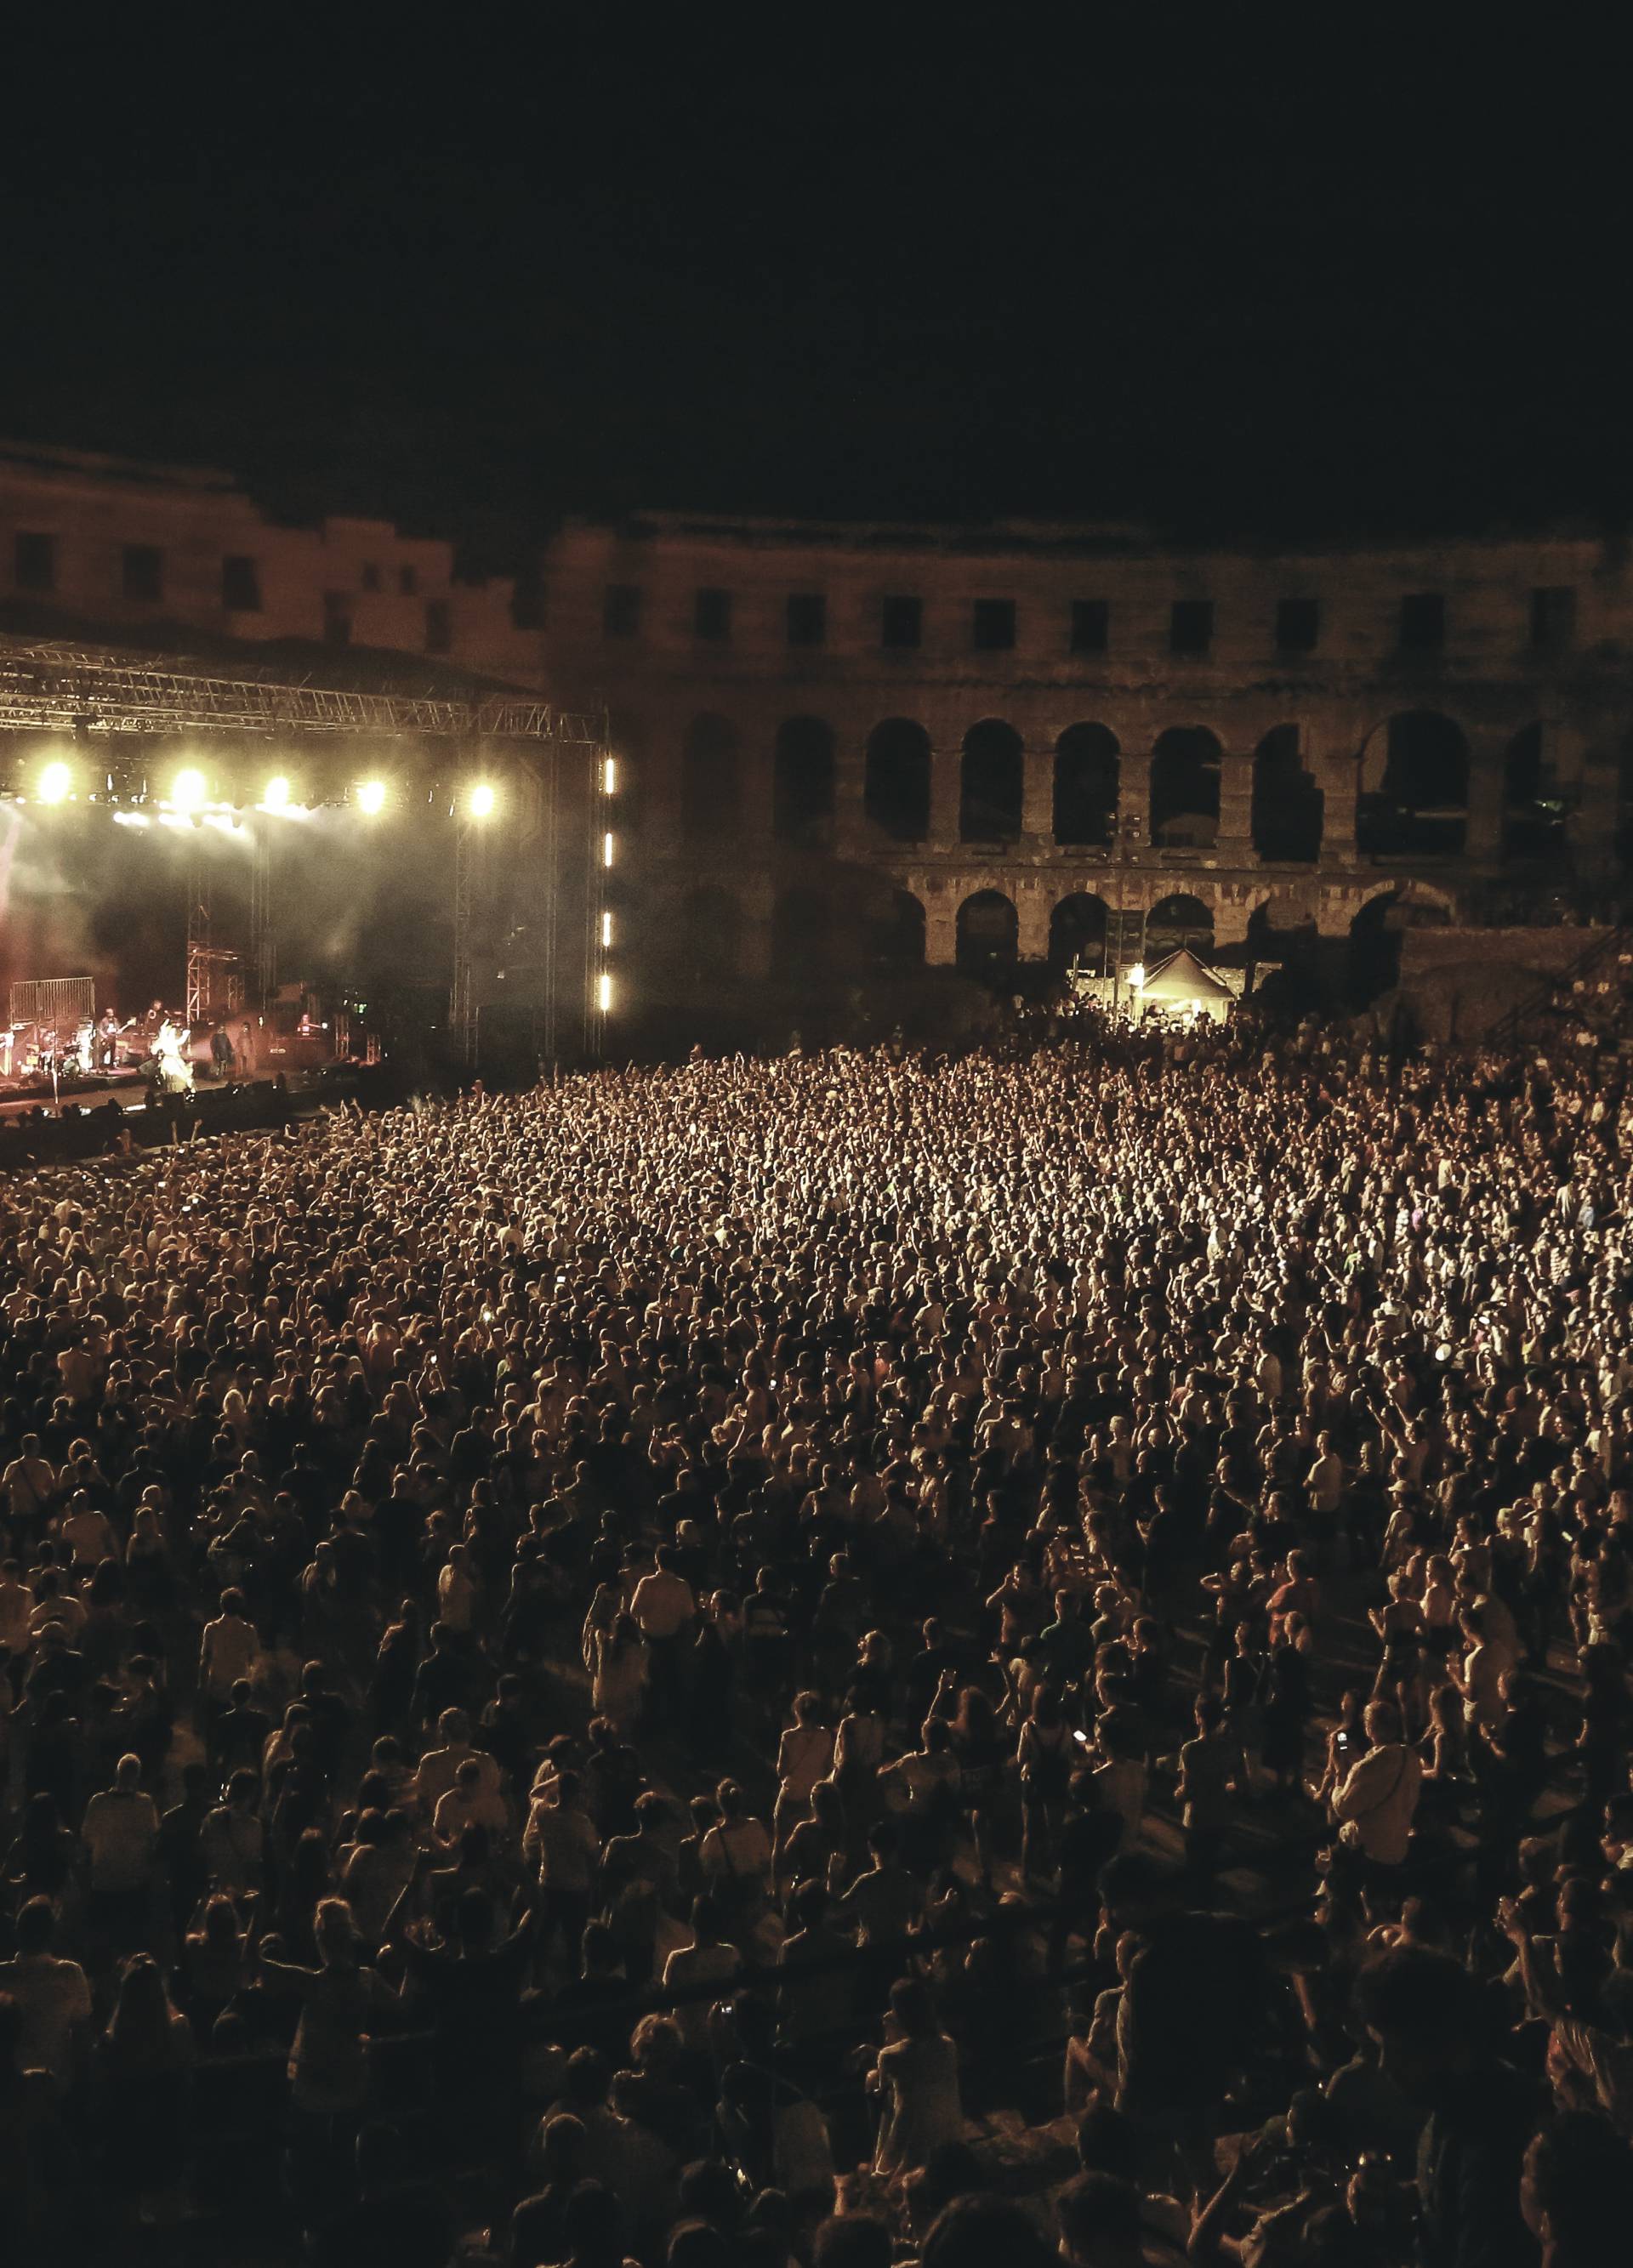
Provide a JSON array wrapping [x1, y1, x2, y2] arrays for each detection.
[[151, 1018, 195, 1094]]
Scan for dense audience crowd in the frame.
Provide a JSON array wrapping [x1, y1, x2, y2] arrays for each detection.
[[3, 1020, 1633, 2265]]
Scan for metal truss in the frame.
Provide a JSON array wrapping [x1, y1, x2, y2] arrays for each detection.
[[0, 634, 602, 746], [450, 816, 482, 1066]]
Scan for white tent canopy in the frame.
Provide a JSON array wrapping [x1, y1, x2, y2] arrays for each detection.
[[1135, 946, 1238, 1022]]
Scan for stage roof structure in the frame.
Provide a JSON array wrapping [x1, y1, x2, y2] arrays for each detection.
[[0, 630, 600, 751]]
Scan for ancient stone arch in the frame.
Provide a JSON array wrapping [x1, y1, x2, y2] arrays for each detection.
[[863, 718, 932, 842]]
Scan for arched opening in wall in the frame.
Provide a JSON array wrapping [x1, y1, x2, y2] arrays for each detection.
[[1348, 889, 1405, 1002], [679, 885, 742, 988], [1347, 883, 1452, 1004], [681, 713, 743, 840], [956, 890, 1019, 982], [1048, 891, 1110, 975], [1500, 722, 1567, 866], [863, 719, 931, 841], [1053, 725, 1119, 847], [1246, 897, 1322, 1005], [1148, 728, 1220, 847], [1144, 892, 1215, 963], [771, 886, 831, 983], [772, 717, 836, 847], [1357, 711, 1469, 857], [1251, 725, 1323, 861], [871, 888, 927, 970], [959, 719, 1024, 842]]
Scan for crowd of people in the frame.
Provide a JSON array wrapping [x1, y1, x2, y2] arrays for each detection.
[[2, 1020, 1632, 2265]]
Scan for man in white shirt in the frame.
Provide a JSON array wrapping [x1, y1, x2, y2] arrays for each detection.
[[58, 1491, 119, 1572], [631, 1544, 696, 1725], [414, 1707, 502, 1819], [432, 1756, 510, 1848], [198, 1588, 259, 1714], [1, 1436, 56, 1537], [1331, 1701, 1423, 1868], [82, 1754, 161, 1928], [661, 1893, 742, 2052], [0, 1558, 35, 1666], [523, 1769, 602, 1975], [0, 1896, 92, 2095], [436, 1543, 478, 1635]]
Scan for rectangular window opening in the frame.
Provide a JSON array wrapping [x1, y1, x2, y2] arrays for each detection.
[[1529, 586, 1576, 652], [786, 591, 827, 647], [603, 584, 643, 639], [1276, 597, 1319, 652], [971, 598, 1016, 651], [1399, 592, 1446, 651], [1070, 599, 1109, 654], [122, 543, 164, 603], [881, 594, 922, 650], [222, 554, 262, 611], [694, 587, 731, 640], [1170, 598, 1214, 656]]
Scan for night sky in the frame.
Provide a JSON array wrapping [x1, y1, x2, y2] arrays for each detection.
[[3, 23, 1628, 561]]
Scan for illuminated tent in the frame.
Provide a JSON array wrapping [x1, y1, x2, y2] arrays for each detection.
[[1135, 946, 1237, 1024]]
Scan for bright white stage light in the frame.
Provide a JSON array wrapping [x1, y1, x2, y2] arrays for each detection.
[[1128, 963, 1146, 989], [468, 781, 497, 820], [112, 811, 152, 829], [601, 756, 617, 796], [356, 779, 388, 816], [600, 910, 613, 948], [171, 767, 208, 813], [37, 759, 72, 804], [597, 971, 613, 1013], [602, 831, 615, 867], [262, 774, 292, 812]]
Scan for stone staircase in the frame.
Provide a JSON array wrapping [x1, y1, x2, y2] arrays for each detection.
[[1484, 925, 1633, 1049]]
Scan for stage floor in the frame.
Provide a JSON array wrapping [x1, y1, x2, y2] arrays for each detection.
[[0, 1073, 154, 1120]]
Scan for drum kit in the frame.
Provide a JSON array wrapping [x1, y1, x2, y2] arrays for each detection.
[[0, 1012, 166, 1088], [0, 1019, 93, 1082]]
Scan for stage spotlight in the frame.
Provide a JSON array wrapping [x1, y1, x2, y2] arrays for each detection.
[[37, 759, 72, 804], [356, 779, 388, 816], [262, 774, 292, 812], [467, 781, 497, 820], [601, 755, 617, 795], [600, 910, 613, 948], [602, 831, 615, 867], [597, 971, 614, 1013], [171, 767, 208, 813]]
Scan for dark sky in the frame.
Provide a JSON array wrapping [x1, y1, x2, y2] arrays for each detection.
[[3, 21, 1628, 559]]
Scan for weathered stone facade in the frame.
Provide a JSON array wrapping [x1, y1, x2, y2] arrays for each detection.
[[538, 512, 1633, 991], [0, 439, 543, 687], [7, 445, 1629, 1003]]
